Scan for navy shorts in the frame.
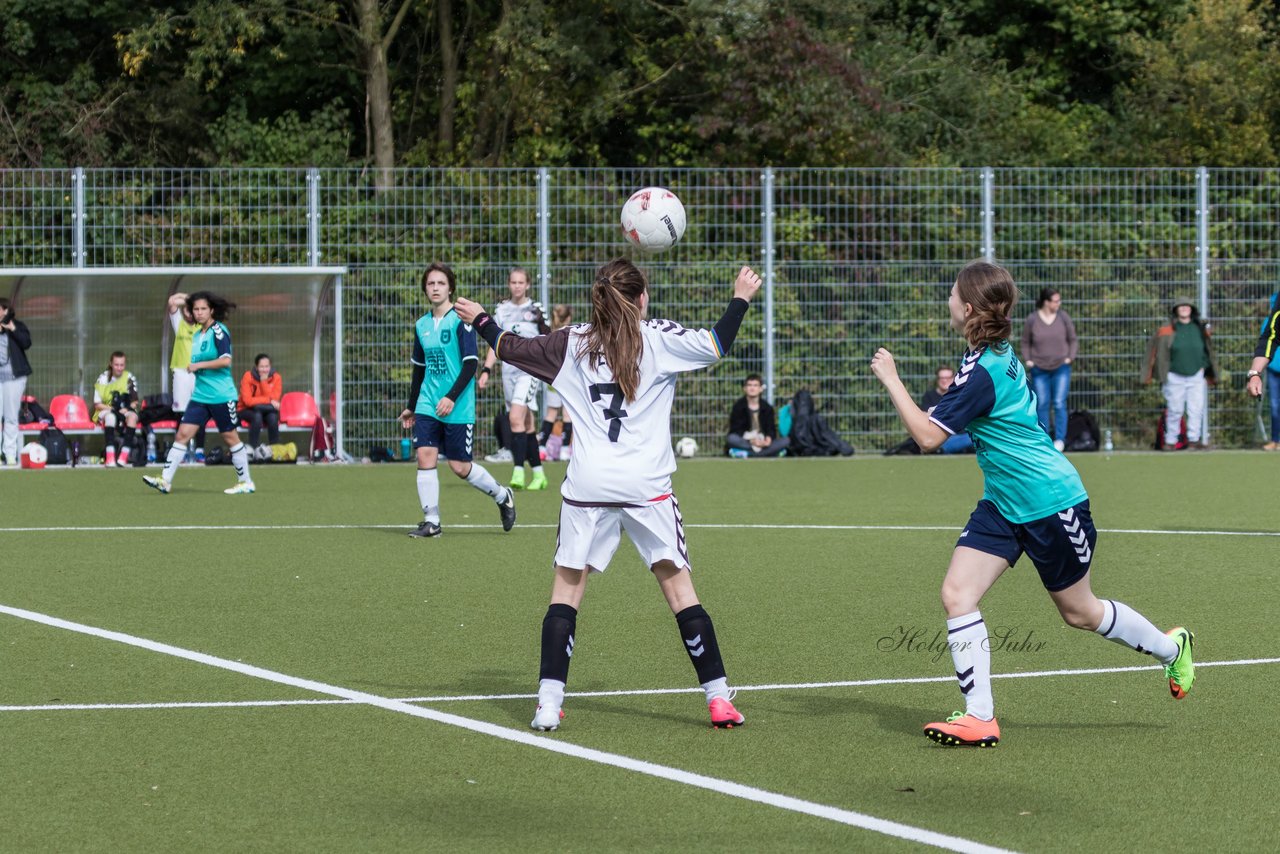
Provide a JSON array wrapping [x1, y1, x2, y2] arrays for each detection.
[[957, 499, 1096, 591], [414, 415, 474, 462], [182, 400, 240, 433]]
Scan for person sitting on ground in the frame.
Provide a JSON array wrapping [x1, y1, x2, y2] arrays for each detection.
[[726, 373, 790, 457], [238, 353, 283, 451], [92, 351, 141, 467], [923, 365, 975, 454]]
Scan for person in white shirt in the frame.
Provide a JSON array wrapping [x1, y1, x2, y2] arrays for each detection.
[[455, 259, 760, 733], [477, 268, 550, 490]]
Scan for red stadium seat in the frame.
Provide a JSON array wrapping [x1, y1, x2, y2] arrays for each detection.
[[279, 392, 319, 427], [48, 394, 96, 430]]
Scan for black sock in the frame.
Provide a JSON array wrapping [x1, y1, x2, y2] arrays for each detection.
[[538, 420, 554, 445], [676, 604, 726, 684], [497, 414, 514, 453], [562, 423, 573, 445], [103, 426, 118, 452], [527, 432, 541, 466], [539, 603, 577, 683], [511, 431, 528, 466]]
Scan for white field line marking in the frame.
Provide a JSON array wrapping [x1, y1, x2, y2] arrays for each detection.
[[5, 656, 1276, 713], [1, 522, 1278, 537], [0, 603, 1010, 854]]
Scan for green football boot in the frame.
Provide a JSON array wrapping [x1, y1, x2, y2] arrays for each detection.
[[1164, 627, 1195, 700], [509, 467, 526, 490]]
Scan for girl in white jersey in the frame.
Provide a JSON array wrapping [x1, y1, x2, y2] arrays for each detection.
[[456, 259, 761, 732], [871, 260, 1194, 748]]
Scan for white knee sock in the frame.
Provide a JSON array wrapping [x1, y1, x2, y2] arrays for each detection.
[[416, 468, 440, 522], [229, 443, 251, 482], [162, 441, 186, 483], [1094, 599, 1178, 664], [947, 611, 994, 720], [465, 462, 504, 500], [537, 678, 565, 710]]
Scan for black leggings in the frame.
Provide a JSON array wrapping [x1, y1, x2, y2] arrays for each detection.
[[241, 404, 280, 445]]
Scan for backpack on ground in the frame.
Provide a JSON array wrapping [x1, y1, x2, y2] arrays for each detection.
[[39, 426, 71, 465], [1065, 409, 1100, 452], [310, 415, 335, 462]]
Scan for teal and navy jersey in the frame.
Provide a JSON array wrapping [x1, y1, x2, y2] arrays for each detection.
[[929, 342, 1088, 523], [190, 322, 237, 404], [411, 309, 478, 424]]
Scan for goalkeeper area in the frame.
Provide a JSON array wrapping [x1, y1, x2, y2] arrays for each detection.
[[1, 454, 1274, 852]]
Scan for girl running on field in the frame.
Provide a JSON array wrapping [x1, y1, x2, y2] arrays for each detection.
[[870, 259, 1194, 747], [455, 259, 759, 732]]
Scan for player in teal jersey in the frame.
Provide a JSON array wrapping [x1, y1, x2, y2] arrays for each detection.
[[397, 263, 516, 537], [144, 292, 255, 496], [871, 260, 1193, 747]]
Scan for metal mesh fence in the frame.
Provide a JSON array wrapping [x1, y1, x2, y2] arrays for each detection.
[[3, 167, 1276, 454]]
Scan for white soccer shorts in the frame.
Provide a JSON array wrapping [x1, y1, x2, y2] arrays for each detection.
[[171, 369, 195, 412], [543, 386, 564, 413], [554, 494, 690, 573], [503, 366, 541, 410]]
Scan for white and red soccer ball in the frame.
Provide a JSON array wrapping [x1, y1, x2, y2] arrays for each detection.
[[621, 187, 687, 252]]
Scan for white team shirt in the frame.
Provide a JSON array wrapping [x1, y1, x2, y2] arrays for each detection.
[[492, 299, 548, 382], [495, 318, 725, 504]]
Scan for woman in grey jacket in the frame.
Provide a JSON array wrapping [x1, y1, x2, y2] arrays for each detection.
[[0, 297, 34, 466]]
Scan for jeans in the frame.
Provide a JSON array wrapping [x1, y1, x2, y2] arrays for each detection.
[[1030, 364, 1071, 441], [1268, 370, 1280, 443], [726, 433, 791, 457], [941, 432, 974, 454]]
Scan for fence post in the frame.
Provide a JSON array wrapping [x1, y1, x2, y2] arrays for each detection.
[[306, 168, 321, 265], [1196, 166, 1211, 442], [762, 168, 776, 403], [72, 167, 86, 268], [537, 168, 551, 308], [981, 167, 995, 261]]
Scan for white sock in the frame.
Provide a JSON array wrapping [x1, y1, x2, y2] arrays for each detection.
[[1094, 599, 1178, 664], [701, 676, 731, 703], [162, 442, 186, 483], [464, 462, 504, 500], [947, 611, 994, 720], [537, 678, 565, 710], [229, 443, 251, 482], [416, 468, 440, 521]]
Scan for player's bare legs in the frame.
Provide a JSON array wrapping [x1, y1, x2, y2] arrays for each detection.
[[925, 547, 1009, 746], [653, 560, 743, 728]]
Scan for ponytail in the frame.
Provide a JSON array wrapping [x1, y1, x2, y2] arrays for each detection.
[[577, 259, 647, 401]]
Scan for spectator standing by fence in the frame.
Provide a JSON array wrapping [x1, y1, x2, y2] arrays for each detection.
[[0, 297, 32, 466], [1144, 297, 1220, 451], [238, 353, 283, 450], [1020, 287, 1077, 452]]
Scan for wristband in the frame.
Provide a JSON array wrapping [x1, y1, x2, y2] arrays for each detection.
[[1247, 370, 1263, 380], [480, 367, 490, 375]]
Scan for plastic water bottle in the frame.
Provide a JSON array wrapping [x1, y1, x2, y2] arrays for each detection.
[[400, 437, 412, 460], [1103, 429, 1113, 453], [146, 432, 157, 463], [71, 440, 80, 467]]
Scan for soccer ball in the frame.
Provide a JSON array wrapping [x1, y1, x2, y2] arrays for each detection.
[[675, 436, 698, 458], [621, 187, 687, 252]]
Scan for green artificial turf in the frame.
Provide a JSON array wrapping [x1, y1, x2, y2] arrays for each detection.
[[1, 453, 1275, 851]]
